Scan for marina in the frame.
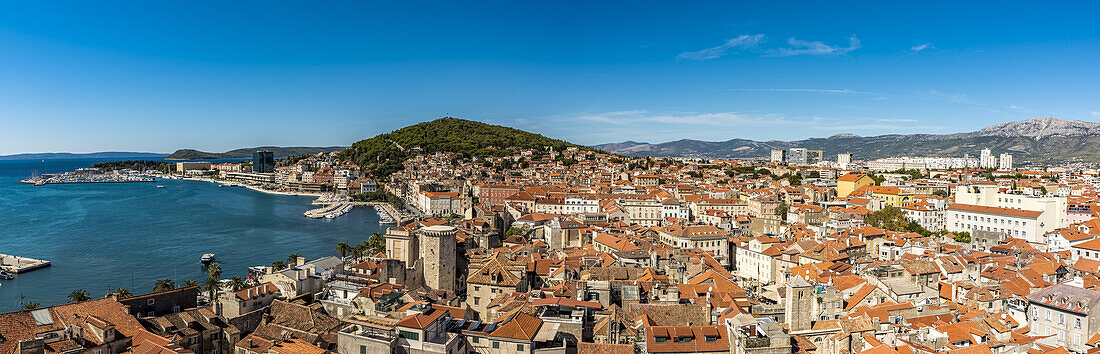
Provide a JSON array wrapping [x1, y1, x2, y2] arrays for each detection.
[[19, 168, 155, 186], [303, 202, 354, 219]]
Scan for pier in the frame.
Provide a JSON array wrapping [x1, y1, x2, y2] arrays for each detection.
[[304, 202, 353, 219], [0, 254, 51, 274]]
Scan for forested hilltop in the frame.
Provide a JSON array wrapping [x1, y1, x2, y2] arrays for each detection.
[[166, 146, 345, 160], [338, 117, 595, 178]]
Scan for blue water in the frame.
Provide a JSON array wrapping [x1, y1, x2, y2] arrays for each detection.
[[0, 158, 381, 310]]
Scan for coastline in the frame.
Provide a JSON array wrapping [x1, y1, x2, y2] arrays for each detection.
[[177, 176, 326, 197]]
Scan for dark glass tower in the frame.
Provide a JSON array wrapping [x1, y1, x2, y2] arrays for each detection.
[[252, 151, 275, 173]]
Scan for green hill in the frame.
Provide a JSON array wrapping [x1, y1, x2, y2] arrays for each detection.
[[166, 146, 345, 160], [339, 117, 592, 178]]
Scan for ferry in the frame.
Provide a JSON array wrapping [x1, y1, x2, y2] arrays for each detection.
[[200, 253, 216, 265], [0, 270, 14, 280]]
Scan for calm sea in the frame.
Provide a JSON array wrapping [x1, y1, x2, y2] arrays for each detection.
[[0, 157, 382, 311]]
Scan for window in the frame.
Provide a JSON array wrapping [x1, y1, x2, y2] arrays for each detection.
[[705, 335, 718, 343], [1076, 318, 1082, 329], [655, 336, 667, 343], [472, 337, 479, 343], [1059, 313, 1065, 324], [474, 297, 480, 305], [492, 341, 500, 349], [399, 330, 420, 341], [1046, 310, 1051, 321], [360, 345, 366, 354], [148, 299, 155, 306], [517, 344, 525, 351]]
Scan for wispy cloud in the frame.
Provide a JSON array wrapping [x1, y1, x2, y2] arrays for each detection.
[[909, 43, 934, 54], [926, 90, 978, 105], [876, 118, 918, 123], [730, 88, 864, 94], [772, 35, 861, 57], [677, 34, 766, 60]]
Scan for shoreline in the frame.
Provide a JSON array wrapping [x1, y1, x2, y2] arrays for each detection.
[[177, 176, 326, 197]]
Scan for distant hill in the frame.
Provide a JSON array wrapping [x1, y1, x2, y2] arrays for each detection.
[[166, 146, 346, 160], [339, 117, 593, 178], [593, 117, 1100, 165], [0, 152, 167, 160]]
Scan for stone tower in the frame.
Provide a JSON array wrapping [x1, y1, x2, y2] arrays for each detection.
[[784, 276, 814, 332], [418, 225, 457, 292]]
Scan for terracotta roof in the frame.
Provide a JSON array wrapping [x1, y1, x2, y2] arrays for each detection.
[[947, 203, 1042, 218]]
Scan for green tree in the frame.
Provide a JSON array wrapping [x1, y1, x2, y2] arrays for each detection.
[[287, 253, 303, 265], [112, 288, 133, 299], [863, 206, 930, 235], [68, 289, 91, 303], [336, 242, 351, 259], [932, 190, 948, 197], [206, 262, 222, 280], [774, 203, 789, 221], [182, 279, 199, 287], [202, 277, 221, 302], [22, 302, 40, 310], [271, 260, 286, 271], [363, 233, 386, 257], [152, 279, 176, 293], [227, 276, 247, 292], [952, 232, 972, 243], [506, 225, 531, 237]]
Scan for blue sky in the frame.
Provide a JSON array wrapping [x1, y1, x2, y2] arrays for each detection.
[[2, 1, 1100, 154]]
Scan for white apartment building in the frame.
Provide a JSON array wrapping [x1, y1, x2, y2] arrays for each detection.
[[954, 184, 1067, 231], [736, 237, 781, 286], [417, 191, 467, 216], [947, 203, 1043, 242], [999, 153, 1014, 170]]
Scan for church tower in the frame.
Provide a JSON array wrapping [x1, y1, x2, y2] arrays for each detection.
[[785, 276, 814, 332]]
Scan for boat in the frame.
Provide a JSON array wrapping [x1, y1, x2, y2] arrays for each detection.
[[325, 213, 337, 219], [0, 270, 14, 280], [156, 185, 165, 188], [200, 253, 215, 265]]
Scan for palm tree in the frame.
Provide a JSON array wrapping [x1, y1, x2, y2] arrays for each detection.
[[227, 276, 247, 292], [152, 279, 176, 293], [22, 302, 39, 310], [350, 245, 365, 261], [336, 242, 351, 259], [287, 253, 303, 265], [68, 289, 90, 303], [183, 279, 199, 287], [206, 262, 222, 280], [113, 288, 133, 299], [202, 276, 221, 302], [271, 260, 286, 271]]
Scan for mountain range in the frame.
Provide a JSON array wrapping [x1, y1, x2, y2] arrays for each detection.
[[166, 146, 346, 160], [0, 152, 168, 160], [593, 117, 1100, 164]]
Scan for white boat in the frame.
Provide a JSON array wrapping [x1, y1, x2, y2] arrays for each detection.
[[0, 270, 14, 280], [156, 185, 165, 188], [325, 213, 337, 219], [200, 253, 215, 265]]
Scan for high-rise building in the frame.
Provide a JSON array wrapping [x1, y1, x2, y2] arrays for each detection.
[[837, 153, 852, 166], [806, 150, 824, 164], [999, 153, 1013, 170], [788, 148, 808, 165], [252, 151, 275, 174], [770, 149, 787, 163], [979, 148, 995, 169]]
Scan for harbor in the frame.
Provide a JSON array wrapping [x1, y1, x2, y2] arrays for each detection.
[[0, 254, 51, 274], [19, 168, 155, 186]]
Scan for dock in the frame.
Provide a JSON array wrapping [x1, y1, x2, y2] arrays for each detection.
[[304, 202, 353, 219], [0, 254, 51, 274]]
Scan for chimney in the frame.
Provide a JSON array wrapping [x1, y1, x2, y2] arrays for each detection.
[[296, 257, 306, 266]]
